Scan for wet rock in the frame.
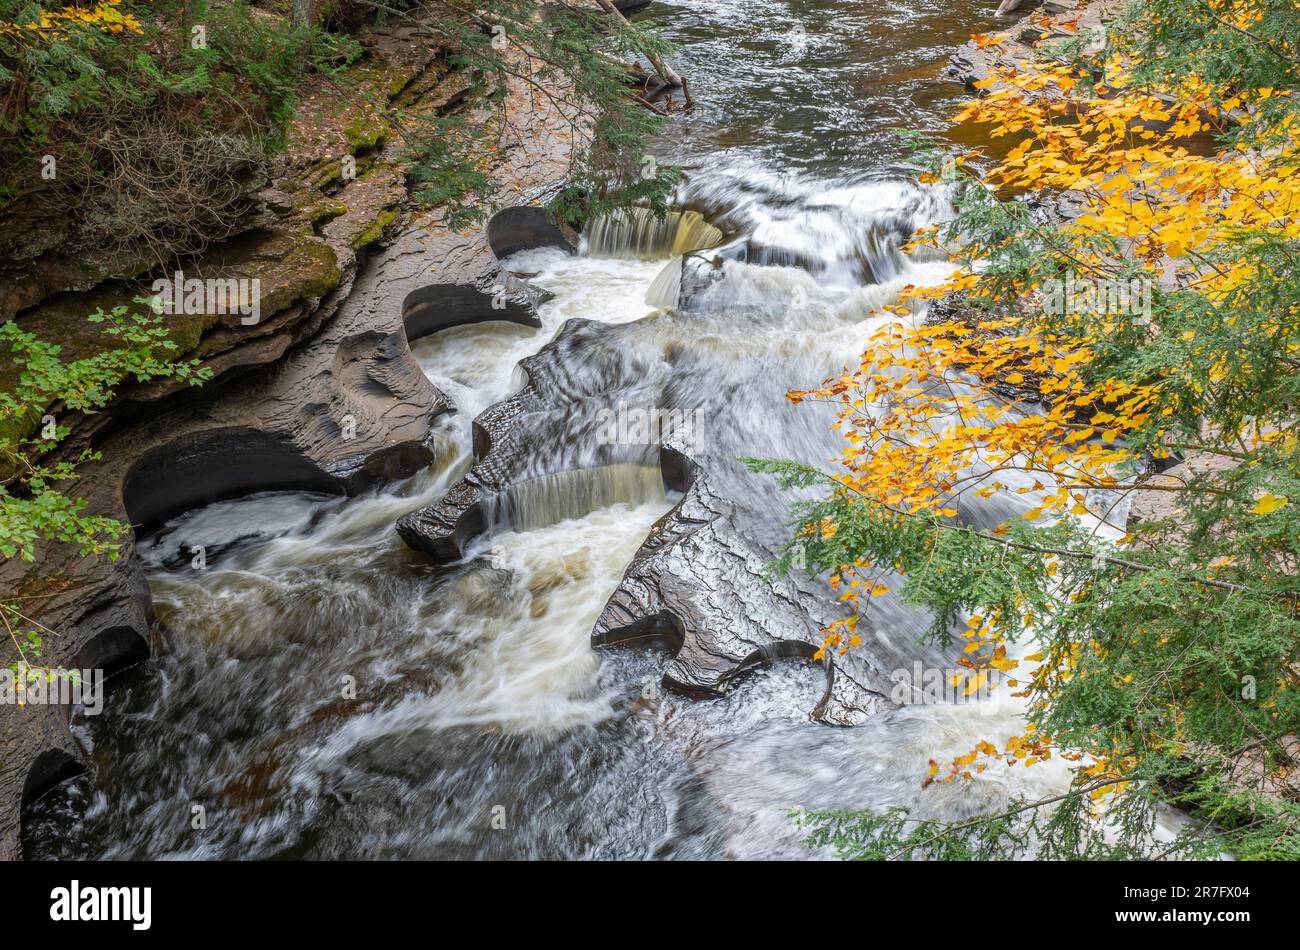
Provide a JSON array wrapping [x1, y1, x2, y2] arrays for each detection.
[[402, 270, 550, 341], [486, 206, 577, 261], [591, 439, 959, 724], [946, 0, 1094, 91], [678, 247, 737, 310], [397, 318, 662, 559]]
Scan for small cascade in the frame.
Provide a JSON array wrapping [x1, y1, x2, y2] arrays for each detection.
[[583, 207, 723, 261], [644, 256, 683, 309], [678, 166, 953, 286], [671, 210, 724, 256], [482, 464, 667, 534]]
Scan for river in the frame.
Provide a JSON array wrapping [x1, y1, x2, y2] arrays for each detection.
[[23, 0, 1090, 860]]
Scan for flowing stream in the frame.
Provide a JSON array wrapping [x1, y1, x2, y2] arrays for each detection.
[[23, 0, 1106, 860]]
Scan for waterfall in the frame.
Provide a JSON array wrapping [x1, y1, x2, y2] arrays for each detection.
[[644, 257, 683, 309], [482, 464, 667, 534], [583, 208, 723, 261]]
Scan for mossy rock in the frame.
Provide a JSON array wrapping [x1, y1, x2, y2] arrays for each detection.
[[344, 48, 427, 101], [0, 283, 207, 458], [10, 282, 209, 363], [262, 238, 342, 312], [194, 228, 342, 318], [2, 229, 341, 426], [305, 197, 350, 226], [345, 109, 389, 152], [349, 207, 400, 249]]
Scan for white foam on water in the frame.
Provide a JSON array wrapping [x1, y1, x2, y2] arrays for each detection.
[[295, 497, 672, 769]]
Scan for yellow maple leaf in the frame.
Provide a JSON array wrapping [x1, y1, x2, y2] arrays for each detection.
[[1251, 493, 1289, 515]]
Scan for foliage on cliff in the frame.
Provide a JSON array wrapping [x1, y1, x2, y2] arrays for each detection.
[[1, 303, 209, 679], [398, 0, 679, 229], [1, 1, 352, 260], [0, 0, 677, 258], [761, 0, 1300, 859]]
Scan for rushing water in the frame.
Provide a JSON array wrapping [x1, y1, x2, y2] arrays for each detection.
[[23, 0, 1103, 860], [642, 0, 1005, 173]]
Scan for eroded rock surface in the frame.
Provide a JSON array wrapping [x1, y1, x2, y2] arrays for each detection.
[[397, 317, 664, 559], [592, 441, 943, 725]]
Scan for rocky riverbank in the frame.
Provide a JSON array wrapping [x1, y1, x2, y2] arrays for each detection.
[[0, 17, 578, 859]]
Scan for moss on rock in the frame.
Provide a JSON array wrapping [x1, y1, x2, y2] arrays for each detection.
[[349, 207, 400, 249]]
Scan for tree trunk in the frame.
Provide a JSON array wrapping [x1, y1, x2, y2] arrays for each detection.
[[291, 0, 316, 28]]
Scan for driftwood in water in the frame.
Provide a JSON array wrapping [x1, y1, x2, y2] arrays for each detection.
[[593, 0, 693, 107], [614, 56, 665, 90]]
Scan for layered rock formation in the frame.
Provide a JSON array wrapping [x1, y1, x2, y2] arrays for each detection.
[[1, 21, 575, 858]]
